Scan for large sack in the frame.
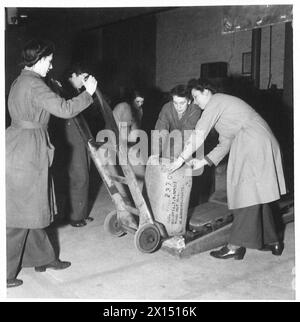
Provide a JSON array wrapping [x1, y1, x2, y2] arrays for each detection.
[[145, 155, 192, 236]]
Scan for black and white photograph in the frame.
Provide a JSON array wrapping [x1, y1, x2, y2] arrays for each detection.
[[1, 0, 298, 304]]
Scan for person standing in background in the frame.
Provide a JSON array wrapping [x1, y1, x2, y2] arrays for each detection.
[[50, 63, 102, 227], [111, 89, 146, 190]]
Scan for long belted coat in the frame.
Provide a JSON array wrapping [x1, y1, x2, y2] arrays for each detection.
[[195, 93, 286, 209], [6, 69, 93, 228]]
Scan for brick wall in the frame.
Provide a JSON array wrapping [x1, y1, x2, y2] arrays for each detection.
[[156, 7, 285, 91]]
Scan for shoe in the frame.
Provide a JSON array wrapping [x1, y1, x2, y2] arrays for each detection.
[[7, 278, 23, 288], [260, 242, 284, 256], [85, 216, 94, 223], [70, 219, 86, 227], [210, 245, 246, 260], [35, 259, 71, 272]]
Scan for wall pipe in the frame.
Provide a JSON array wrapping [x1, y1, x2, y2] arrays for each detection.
[[267, 25, 273, 89], [251, 28, 262, 88]]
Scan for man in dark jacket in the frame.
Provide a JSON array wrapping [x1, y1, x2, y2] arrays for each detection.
[[50, 63, 103, 227]]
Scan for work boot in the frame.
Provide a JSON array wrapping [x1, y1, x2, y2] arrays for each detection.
[[260, 242, 284, 256], [70, 219, 86, 227], [7, 278, 23, 288], [35, 259, 71, 272], [210, 245, 246, 260]]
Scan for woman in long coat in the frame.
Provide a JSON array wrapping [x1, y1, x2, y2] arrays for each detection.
[[6, 39, 97, 287], [169, 78, 286, 260]]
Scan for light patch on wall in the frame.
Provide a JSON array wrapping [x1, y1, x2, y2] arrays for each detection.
[[222, 5, 292, 34], [242, 52, 251, 75]]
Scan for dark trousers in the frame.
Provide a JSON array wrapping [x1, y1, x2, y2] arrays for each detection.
[[68, 157, 90, 221], [67, 135, 90, 222], [229, 203, 279, 249], [6, 228, 56, 280]]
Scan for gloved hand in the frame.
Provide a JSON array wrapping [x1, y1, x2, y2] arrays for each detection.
[[83, 75, 97, 96], [168, 155, 185, 173], [186, 158, 208, 170]]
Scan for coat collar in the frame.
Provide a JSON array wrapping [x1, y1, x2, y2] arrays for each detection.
[[171, 101, 194, 121], [21, 69, 43, 79]]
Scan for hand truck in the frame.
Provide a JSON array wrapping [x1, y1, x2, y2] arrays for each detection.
[[74, 88, 168, 253]]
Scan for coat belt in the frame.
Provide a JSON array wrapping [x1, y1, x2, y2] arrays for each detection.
[[11, 120, 47, 129]]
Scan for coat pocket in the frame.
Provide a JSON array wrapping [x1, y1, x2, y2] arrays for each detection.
[[6, 165, 39, 199]]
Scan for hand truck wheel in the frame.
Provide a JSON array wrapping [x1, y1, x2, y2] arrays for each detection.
[[134, 223, 161, 253], [104, 210, 125, 237]]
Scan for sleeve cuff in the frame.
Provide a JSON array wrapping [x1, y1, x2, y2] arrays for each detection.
[[204, 155, 214, 166], [83, 90, 94, 103]]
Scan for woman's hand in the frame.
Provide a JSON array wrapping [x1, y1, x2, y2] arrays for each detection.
[[83, 75, 97, 96], [168, 156, 185, 173], [186, 158, 208, 170]]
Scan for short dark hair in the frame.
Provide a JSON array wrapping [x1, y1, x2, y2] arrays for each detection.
[[64, 62, 90, 79], [187, 78, 218, 94], [21, 38, 55, 67], [169, 84, 191, 100]]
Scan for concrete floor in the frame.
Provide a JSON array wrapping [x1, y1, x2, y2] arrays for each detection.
[[6, 171, 295, 301]]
